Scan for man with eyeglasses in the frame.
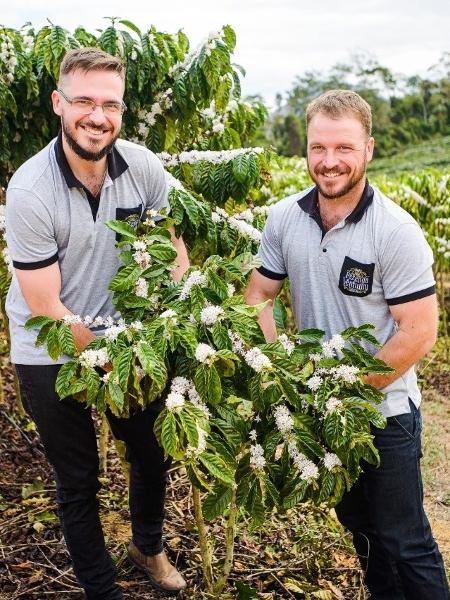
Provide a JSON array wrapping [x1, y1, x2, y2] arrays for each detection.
[[244, 90, 449, 599], [5, 48, 189, 599]]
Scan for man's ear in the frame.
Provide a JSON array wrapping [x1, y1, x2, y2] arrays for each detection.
[[51, 90, 62, 116], [366, 136, 375, 162]]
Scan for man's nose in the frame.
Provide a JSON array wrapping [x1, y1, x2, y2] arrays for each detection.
[[89, 105, 107, 123], [321, 150, 340, 169]]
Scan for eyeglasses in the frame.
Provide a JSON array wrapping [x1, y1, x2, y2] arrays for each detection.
[[57, 89, 126, 116]]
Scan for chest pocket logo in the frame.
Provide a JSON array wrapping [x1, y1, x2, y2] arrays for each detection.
[[115, 206, 143, 240], [339, 256, 375, 297]]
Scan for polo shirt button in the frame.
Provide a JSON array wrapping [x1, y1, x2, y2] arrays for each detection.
[[322, 248, 327, 253]]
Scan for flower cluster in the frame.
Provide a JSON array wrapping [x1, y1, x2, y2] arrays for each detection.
[[200, 304, 224, 326], [287, 440, 320, 481], [212, 207, 262, 243], [306, 374, 322, 391], [1, 35, 18, 84], [249, 443, 266, 470], [133, 250, 152, 269], [244, 347, 272, 372], [157, 147, 264, 168], [79, 347, 109, 369], [321, 334, 346, 358], [160, 309, 177, 320], [323, 452, 342, 471], [195, 343, 216, 364], [165, 376, 211, 422], [278, 334, 295, 356], [2, 248, 12, 274], [135, 277, 149, 298], [136, 88, 173, 139], [273, 405, 294, 434], [228, 330, 245, 354], [179, 270, 208, 300], [325, 397, 343, 414]]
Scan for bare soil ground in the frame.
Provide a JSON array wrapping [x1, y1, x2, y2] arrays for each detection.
[[0, 354, 448, 599]]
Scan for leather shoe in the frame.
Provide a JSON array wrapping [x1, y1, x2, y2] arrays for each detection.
[[128, 541, 186, 595]]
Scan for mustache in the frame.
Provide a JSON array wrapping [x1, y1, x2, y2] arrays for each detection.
[[80, 121, 112, 132], [316, 167, 349, 176]]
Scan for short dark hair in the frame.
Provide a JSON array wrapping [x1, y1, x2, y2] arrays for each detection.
[[306, 89, 372, 137], [58, 47, 125, 85]]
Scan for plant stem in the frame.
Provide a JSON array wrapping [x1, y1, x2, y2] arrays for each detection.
[[192, 485, 214, 591], [213, 486, 238, 595], [99, 414, 109, 473]]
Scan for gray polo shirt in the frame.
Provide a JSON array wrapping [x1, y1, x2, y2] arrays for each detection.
[[257, 181, 436, 417], [6, 134, 169, 364]]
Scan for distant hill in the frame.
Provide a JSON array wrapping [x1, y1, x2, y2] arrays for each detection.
[[368, 136, 450, 176]]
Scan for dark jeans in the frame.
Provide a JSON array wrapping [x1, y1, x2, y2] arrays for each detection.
[[335, 399, 449, 600], [16, 364, 170, 600]]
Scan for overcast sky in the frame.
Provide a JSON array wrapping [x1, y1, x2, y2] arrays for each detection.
[[2, 0, 449, 106]]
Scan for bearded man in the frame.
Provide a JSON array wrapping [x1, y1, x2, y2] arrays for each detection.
[[245, 90, 449, 599], [6, 48, 189, 599]]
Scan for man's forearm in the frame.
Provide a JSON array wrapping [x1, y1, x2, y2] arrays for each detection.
[[364, 328, 435, 389], [30, 299, 95, 354]]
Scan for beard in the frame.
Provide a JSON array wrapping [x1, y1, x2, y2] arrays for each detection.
[[62, 117, 119, 162], [309, 158, 367, 200]]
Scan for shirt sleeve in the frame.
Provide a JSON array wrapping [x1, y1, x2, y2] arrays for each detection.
[[380, 223, 435, 305], [6, 188, 58, 270], [145, 151, 170, 221], [256, 207, 287, 280]]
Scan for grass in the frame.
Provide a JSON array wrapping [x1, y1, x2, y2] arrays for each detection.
[[368, 135, 450, 176]]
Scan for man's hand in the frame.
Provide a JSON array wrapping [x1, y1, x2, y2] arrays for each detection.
[[244, 269, 283, 342], [364, 294, 438, 389], [169, 227, 190, 282], [15, 262, 96, 355]]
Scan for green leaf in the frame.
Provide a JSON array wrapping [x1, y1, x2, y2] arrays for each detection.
[[108, 381, 124, 411], [105, 219, 137, 240], [199, 452, 235, 485], [113, 347, 132, 388], [161, 412, 179, 457], [203, 484, 233, 520], [55, 361, 78, 399], [232, 154, 249, 184], [147, 243, 178, 262], [57, 323, 76, 356], [46, 323, 61, 360], [25, 315, 55, 330], [179, 410, 199, 447]]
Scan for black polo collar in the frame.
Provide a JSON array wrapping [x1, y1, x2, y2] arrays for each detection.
[[54, 130, 129, 188], [297, 179, 374, 231]]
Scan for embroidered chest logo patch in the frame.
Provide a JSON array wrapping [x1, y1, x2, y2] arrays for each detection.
[[339, 256, 375, 297]]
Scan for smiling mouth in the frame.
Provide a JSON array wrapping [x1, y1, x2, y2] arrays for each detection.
[[320, 171, 345, 179], [80, 124, 111, 137]]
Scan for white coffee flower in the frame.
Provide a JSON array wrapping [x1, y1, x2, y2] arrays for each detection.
[[244, 347, 272, 372], [250, 443, 266, 470], [180, 270, 208, 300], [323, 452, 342, 470], [135, 277, 149, 298], [227, 283, 235, 297], [187, 385, 211, 417], [133, 240, 147, 251], [308, 353, 323, 363], [200, 304, 224, 326], [325, 397, 343, 414], [274, 405, 294, 434], [104, 324, 127, 341], [83, 315, 93, 326], [130, 320, 144, 330], [171, 377, 191, 395], [249, 429, 258, 441], [79, 348, 109, 369], [102, 372, 111, 384], [63, 314, 83, 325], [332, 364, 360, 384], [165, 391, 185, 412], [160, 309, 177, 319], [321, 334, 346, 358], [306, 375, 322, 391], [195, 343, 216, 363], [133, 250, 152, 269], [278, 334, 295, 356], [228, 330, 245, 355]]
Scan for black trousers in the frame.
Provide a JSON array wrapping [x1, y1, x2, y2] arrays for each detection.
[[16, 364, 170, 600], [335, 400, 449, 600]]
